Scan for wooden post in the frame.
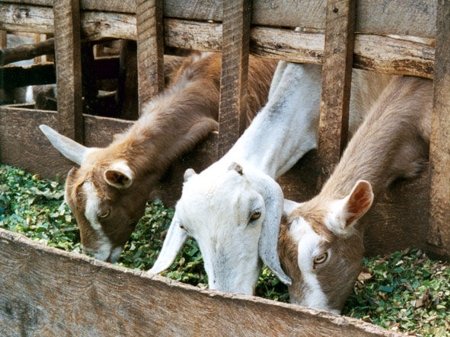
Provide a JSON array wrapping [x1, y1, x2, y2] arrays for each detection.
[[0, 30, 6, 48], [217, 0, 252, 158], [136, 0, 164, 114], [318, 0, 356, 179], [53, 0, 83, 142], [427, 0, 450, 259]]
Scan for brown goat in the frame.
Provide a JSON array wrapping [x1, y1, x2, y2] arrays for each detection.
[[279, 75, 432, 313], [40, 52, 277, 262]]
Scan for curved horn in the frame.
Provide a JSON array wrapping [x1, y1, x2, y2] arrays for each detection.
[[149, 215, 188, 274], [39, 124, 91, 165], [251, 171, 292, 285]]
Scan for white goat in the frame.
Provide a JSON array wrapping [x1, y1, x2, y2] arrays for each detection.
[[279, 75, 432, 313], [150, 62, 392, 295]]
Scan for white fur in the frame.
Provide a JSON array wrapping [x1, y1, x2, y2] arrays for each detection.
[[289, 217, 329, 311], [83, 182, 113, 261]]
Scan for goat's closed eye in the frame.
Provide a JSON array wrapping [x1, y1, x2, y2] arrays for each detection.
[[98, 209, 111, 219], [313, 252, 329, 268], [249, 211, 261, 222]]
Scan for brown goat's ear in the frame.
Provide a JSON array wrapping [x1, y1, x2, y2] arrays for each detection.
[[104, 161, 134, 189], [183, 168, 197, 182], [325, 180, 374, 236], [344, 180, 374, 227]]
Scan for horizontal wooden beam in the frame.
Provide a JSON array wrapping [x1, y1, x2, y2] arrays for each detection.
[[0, 228, 403, 336], [0, 5, 435, 79], [2, 0, 436, 37]]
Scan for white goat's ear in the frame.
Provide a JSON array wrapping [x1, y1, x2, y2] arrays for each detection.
[[149, 215, 188, 274], [39, 124, 91, 165], [103, 161, 134, 189], [253, 172, 292, 285], [326, 180, 374, 235], [183, 168, 197, 182]]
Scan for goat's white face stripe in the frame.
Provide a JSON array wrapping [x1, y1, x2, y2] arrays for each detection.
[[83, 182, 113, 260], [290, 216, 329, 311]]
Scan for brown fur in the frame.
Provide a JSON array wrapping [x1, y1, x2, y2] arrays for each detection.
[[66, 52, 277, 255], [279, 75, 432, 312]]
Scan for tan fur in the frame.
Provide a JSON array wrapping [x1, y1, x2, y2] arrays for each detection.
[[280, 75, 433, 312], [66, 52, 277, 255]]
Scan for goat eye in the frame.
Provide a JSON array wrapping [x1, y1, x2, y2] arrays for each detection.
[[249, 211, 261, 222], [98, 209, 110, 219], [313, 252, 329, 267]]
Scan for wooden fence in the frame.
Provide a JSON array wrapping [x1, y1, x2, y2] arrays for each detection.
[[0, 0, 449, 334]]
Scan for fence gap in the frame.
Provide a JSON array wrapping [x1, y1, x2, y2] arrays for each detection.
[[427, 0, 450, 258], [136, 0, 164, 115], [53, 0, 83, 142], [317, 0, 356, 181], [218, 0, 252, 158]]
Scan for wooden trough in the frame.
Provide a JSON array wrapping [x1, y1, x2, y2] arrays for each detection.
[[0, 0, 449, 335]]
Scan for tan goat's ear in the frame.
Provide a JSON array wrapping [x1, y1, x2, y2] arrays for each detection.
[[344, 180, 374, 227], [325, 180, 374, 236], [104, 161, 134, 189], [183, 168, 197, 182]]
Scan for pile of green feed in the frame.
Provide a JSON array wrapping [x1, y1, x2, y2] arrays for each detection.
[[0, 164, 448, 337]]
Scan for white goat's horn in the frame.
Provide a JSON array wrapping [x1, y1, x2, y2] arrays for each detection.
[[149, 216, 188, 274], [39, 124, 90, 165], [254, 172, 292, 285]]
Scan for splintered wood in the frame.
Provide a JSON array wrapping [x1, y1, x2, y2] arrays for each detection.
[[428, 0, 450, 258], [53, 0, 83, 142], [318, 0, 355, 179], [218, 0, 251, 158]]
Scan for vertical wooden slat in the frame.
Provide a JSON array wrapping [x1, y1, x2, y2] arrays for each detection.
[[0, 31, 7, 48], [318, 0, 356, 178], [136, 0, 164, 114], [218, 0, 252, 158], [53, 0, 83, 142], [427, 0, 450, 258]]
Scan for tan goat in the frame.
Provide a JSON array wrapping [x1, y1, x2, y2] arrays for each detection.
[[279, 75, 432, 313], [40, 52, 276, 262]]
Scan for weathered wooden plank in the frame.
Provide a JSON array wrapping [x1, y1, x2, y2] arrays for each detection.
[[318, 0, 355, 178], [0, 30, 6, 48], [1, 0, 436, 38], [427, 0, 450, 258], [0, 107, 133, 178], [136, 0, 164, 112], [166, 0, 436, 38], [53, 0, 83, 142], [0, 6, 435, 79], [0, 228, 403, 337], [0, 38, 54, 65], [218, 0, 251, 158]]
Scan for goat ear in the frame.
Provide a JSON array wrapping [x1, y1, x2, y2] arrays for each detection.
[[39, 124, 93, 165], [326, 180, 374, 235], [183, 168, 197, 182], [252, 171, 292, 286], [345, 180, 374, 227], [103, 161, 134, 189], [149, 214, 188, 274]]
